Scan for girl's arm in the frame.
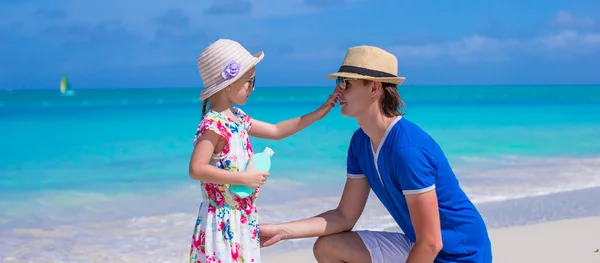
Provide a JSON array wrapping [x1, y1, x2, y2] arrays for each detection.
[[249, 93, 339, 140], [189, 130, 248, 185], [249, 113, 321, 140]]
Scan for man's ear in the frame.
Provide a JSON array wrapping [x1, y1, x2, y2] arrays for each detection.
[[371, 81, 382, 99]]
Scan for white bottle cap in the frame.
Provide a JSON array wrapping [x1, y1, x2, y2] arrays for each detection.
[[263, 146, 275, 157]]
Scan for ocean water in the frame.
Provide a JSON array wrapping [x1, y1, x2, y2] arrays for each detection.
[[1, 85, 600, 261]]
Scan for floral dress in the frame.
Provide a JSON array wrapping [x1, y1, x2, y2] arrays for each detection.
[[190, 107, 260, 263]]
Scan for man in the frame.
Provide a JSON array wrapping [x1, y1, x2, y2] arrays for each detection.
[[259, 45, 492, 263]]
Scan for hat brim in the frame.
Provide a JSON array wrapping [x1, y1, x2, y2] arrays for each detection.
[[199, 51, 264, 100], [252, 51, 265, 63], [326, 72, 405, 85]]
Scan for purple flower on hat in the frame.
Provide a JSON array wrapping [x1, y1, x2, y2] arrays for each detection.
[[221, 60, 242, 80]]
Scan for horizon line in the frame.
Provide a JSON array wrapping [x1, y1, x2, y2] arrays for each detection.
[[2, 83, 600, 91]]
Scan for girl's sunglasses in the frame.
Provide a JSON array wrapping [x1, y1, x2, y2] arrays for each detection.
[[247, 77, 255, 89]]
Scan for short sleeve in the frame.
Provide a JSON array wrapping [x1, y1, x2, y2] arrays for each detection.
[[392, 146, 436, 195], [234, 107, 252, 131], [193, 112, 232, 152], [346, 131, 365, 179]]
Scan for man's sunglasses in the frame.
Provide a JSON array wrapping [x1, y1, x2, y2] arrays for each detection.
[[336, 77, 356, 90]]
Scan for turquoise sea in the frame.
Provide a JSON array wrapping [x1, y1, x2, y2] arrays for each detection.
[[1, 85, 600, 261]]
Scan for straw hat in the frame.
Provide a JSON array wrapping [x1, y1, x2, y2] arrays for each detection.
[[197, 39, 264, 100], [326, 45, 405, 85]]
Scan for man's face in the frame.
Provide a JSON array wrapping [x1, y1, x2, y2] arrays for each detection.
[[335, 77, 374, 118]]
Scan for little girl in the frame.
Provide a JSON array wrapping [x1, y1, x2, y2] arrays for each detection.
[[188, 39, 338, 263]]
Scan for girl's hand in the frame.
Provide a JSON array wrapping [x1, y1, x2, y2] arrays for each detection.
[[241, 167, 270, 188], [314, 93, 340, 120]]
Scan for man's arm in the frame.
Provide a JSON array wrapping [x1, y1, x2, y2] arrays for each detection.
[[394, 146, 443, 263], [405, 190, 443, 263], [277, 177, 371, 239], [277, 131, 370, 239]]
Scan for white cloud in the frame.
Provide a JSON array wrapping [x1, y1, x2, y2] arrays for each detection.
[[551, 11, 596, 30], [285, 11, 600, 64], [390, 36, 516, 63], [286, 30, 600, 64], [391, 30, 600, 63]]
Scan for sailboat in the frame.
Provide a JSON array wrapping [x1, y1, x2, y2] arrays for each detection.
[[60, 75, 75, 96]]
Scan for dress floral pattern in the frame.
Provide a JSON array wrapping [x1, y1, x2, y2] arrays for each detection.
[[190, 107, 260, 263]]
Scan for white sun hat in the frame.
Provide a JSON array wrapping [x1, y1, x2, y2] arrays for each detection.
[[197, 38, 265, 100]]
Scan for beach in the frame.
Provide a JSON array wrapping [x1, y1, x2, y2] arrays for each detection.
[[1, 85, 600, 262], [262, 216, 600, 263], [262, 186, 600, 263], [1, 186, 599, 262]]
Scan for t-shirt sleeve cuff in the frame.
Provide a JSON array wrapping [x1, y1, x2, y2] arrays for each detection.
[[346, 173, 366, 179], [402, 184, 435, 195]]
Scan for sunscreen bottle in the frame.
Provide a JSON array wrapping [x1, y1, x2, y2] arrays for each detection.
[[231, 147, 275, 198]]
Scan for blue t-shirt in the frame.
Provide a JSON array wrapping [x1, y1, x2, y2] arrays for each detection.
[[347, 116, 492, 263]]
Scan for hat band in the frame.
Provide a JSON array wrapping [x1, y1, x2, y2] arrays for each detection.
[[338, 65, 397, 78]]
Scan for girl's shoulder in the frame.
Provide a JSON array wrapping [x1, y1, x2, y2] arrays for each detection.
[[202, 109, 225, 122], [194, 110, 231, 146], [197, 110, 229, 132], [232, 107, 252, 130], [232, 107, 249, 117]]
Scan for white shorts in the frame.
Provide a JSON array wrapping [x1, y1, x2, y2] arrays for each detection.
[[357, 230, 414, 263]]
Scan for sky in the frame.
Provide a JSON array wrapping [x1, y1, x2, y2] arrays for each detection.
[[0, 0, 599, 89]]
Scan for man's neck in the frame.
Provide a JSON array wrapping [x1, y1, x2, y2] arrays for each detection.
[[356, 108, 398, 149]]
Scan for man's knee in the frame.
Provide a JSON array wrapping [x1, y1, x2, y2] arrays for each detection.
[[313, 235, 336, 260], [312, 232, 371, 263]]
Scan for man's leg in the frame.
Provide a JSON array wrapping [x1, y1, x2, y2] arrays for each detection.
[[313, 231, 371, 263], [313, 230, 414, 263]]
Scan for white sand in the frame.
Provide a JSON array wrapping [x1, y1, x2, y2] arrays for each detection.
[[262, 216, 600, 263]]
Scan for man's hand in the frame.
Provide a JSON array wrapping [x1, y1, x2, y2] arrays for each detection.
[[259, 223, 289, 247]]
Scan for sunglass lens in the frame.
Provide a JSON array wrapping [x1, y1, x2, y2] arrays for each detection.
[[336, 77, 345, 89]]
